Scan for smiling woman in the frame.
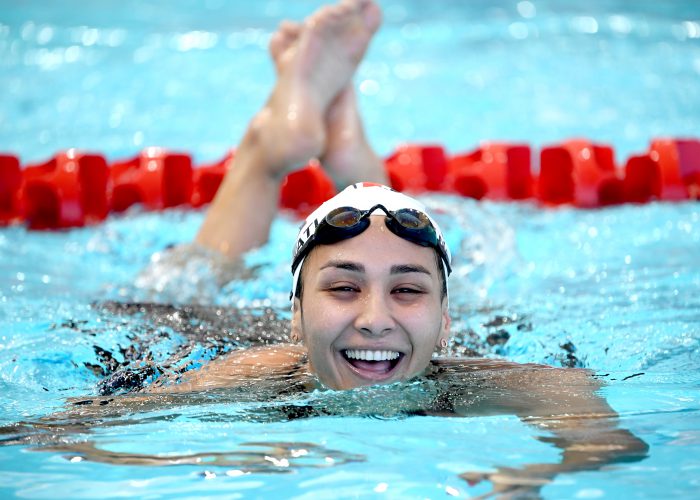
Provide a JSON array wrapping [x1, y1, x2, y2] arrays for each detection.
[[147, 183, 453, 392], [107, 4, 650, 493], [175, 0, 453, 390], [177, 0, 461, 392], [2, 0, 677, 496]]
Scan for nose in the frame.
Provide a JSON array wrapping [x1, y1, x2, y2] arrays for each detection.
[[353, 289, 396, 336]]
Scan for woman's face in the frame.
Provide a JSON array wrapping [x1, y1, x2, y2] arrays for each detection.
[[292, 216, 450, 390]]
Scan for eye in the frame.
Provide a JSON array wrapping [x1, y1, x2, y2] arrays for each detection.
[[326, 282, 360, 295], [392, 286, 425, 295]]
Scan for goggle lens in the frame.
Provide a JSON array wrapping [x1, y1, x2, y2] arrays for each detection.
[[393, 208, 430, 230], [326, 207, 364, 228]]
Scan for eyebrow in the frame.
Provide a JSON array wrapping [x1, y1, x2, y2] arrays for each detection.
[[390, 264, 432, 276], [319, 261, 431, 276], [320, 261, 365, 273]]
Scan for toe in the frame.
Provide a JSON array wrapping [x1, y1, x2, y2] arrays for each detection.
[[280, 20, 302, 37], [361, 1, 382, 32], [268, 31, 285, 58], [337, 0, 355, 17], [307, 5, 333, 28]]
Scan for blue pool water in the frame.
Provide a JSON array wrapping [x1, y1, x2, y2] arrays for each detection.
[[1, 1, 700, 498]]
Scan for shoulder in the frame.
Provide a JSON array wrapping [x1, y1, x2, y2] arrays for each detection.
[[430, 357, 596, 386], [426, 357, 604, 417], [431, 356, 553, 371], [225, 344, 308, 368], [196, 343, 308, 378], [149, 344, 309, 393]]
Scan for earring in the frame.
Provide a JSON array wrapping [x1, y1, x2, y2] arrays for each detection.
[[290, 332, 301, 344], [440, 338, 448, 349]]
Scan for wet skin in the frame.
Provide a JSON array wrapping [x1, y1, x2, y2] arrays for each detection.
[[291, 215, 450, 390]]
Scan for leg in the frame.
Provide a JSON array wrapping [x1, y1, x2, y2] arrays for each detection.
[[196, 0, 381, 258], [321, 86, 388, 188], [269, 17, 387, 190]]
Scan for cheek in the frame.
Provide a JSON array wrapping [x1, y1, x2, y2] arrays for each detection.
[[404, 307, 444, 348], [404, 300, 440, 325], [301, 323, 343, 386], [300, 305, 342, 352]]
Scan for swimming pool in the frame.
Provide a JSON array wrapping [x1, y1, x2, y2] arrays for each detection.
[[1, 0, 699, 498]]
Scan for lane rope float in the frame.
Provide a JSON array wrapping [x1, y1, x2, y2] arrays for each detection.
[[0, 138, 698, 230]]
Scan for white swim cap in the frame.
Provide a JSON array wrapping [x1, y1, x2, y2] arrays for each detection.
[[291, 182, 451, 299]]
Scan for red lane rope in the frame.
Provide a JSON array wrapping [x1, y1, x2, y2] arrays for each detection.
[[1, 138, 698, 230]]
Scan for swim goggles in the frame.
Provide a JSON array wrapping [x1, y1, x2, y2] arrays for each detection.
[[292, 203, 451, 276], [291, 183, 451, 298]]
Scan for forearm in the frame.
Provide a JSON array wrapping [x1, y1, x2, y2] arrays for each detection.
[[514, 370, 649, 471], [459, 415, 648, 497], [459, 364, 649, 493], [531, 416, 649, 471], [471, 430, 647, 495]]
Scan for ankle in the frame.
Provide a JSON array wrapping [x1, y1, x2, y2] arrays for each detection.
[[322, 142, 387, 187], [245, 104, 325, 181]]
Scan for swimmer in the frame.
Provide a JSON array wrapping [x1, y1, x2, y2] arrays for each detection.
[[4, 1, 645, 495], [148, 4, 647, 491], [174, 0, 451, 391]]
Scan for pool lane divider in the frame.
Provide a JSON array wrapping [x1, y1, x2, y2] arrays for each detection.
[[0, 138, 698, 230]]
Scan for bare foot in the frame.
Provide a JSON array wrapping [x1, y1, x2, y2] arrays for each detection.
[[268, 7, 387, 187], [256, 0, 382, 179]]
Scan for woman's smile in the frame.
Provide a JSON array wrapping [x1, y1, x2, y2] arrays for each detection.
[[340, 347, 405, 381]]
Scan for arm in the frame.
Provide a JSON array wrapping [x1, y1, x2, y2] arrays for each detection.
[[147, 344, 308, 393], [27, 345, 309, 426], [438, 359, 649, 497]]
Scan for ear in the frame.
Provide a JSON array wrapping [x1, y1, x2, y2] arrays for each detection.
[[436, 298, 451, 347], [290, 297, 305, 343]]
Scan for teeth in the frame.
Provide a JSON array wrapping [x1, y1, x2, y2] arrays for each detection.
[[344, 350, 400, 361]]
